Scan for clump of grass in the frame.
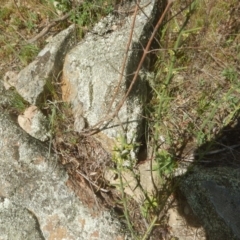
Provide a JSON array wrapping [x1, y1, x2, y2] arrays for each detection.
[[150, 0, 240, 155], [111, 135, 175, 238], [132, 0, 240, 237], [0, 3, 44, 67], [48, 0, 114, 38], [0, 7, 13, 20], [19, 44, 39, 66], [222, 67, 238, 83], [9, 89, 29, 114], [111, 136, 139, 238]]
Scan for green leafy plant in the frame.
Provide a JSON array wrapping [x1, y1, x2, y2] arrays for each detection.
[[140, 196, 158, 218], [154, 150, 176, 176], [53, 0, 71, 13], [112, 137, 137, 238], [111, 135, 166, 238], [71, 0, 114, 37]]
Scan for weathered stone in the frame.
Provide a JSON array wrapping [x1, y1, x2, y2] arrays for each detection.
[[179, 166, 240, 240], [105, 160, 161, 203], [13, 24, 75, 105], [0, 111, 126, 239], [0, 200, 44, 240], [62, 0, 159, 150], [0, 79, 11, 107], [18, 105, 50, 142], [3, 71, 18, 90]]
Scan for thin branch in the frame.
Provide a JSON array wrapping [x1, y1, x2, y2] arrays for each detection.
[[107, 1, 140, 113], [27, 12, 72, 43], [13, 0, 27, 21], [109, 0, 175, 124], [76, 169, 109, 193], [82, 0, 174, 135]]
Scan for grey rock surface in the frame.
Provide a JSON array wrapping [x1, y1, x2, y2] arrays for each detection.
[[0, 200, 45, 240], [13, 24, 75, 105], [18, 105, 50, 142], [0, 109, 125, 239], [179, 166, 240, 240], [62, 0, 158, 146]]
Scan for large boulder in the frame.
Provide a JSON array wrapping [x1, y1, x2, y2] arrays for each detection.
[[179, 166, 240, 240], [0, 108, 126, 239], [8, 24, 75, 105], [62, 0, 159, 149]]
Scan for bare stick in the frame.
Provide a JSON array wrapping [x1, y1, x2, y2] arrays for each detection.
[[13, 0, 26, 21], [76, 169, 109, 193], [111, 0, 174, 120], [27, 12, 72, 43], [107, 1, 140, 113], [83, 0, 174, 135]]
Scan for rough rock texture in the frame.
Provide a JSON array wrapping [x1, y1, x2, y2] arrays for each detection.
[[0, 110, 126, 239], [62, 0, 159, 146], [3, 71, 18, 90], [12, 24, 75, 105], [179, 166, 240, 240], [18, 105, 50, 142]]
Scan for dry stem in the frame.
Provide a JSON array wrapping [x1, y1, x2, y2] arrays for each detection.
[[82, 0, 174, 135]]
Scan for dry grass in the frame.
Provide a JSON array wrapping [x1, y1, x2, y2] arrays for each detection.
[[144, 0, 240, 238], [0, 0, 57, 73], [0, 0, 114, 76], [150, 0, 240, 159], [1, 0, 240, 239]]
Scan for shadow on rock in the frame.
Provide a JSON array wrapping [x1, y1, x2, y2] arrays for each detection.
[[176, 118, 240, 240]]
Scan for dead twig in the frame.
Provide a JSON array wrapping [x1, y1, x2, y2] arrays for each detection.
[[113, 0, 174, 117], [27, 12, 72, 43], [82, 0, 174, 135], [27, 1, 86, 43], [196, 143, 240, 156], [13, 0, 27, 21], [107, 1, 140, 113], [76, 169, 109, 193], [183, 143, 240, 162]]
